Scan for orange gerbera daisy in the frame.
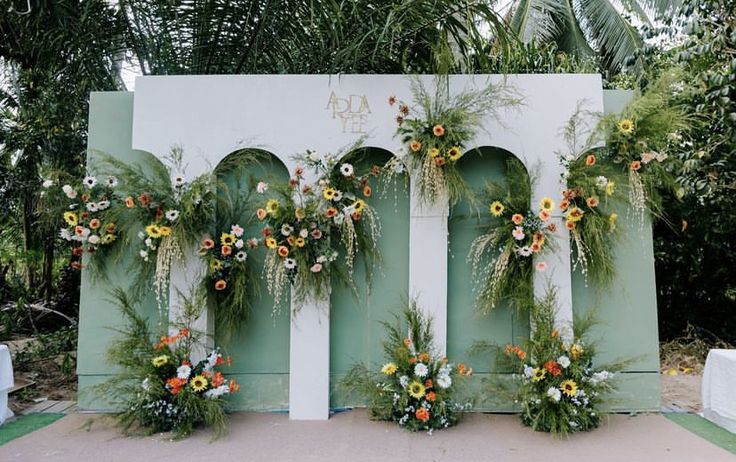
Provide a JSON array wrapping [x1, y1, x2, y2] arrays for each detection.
[[124, 196, 135, 208], [432, 124, 445, 137], [256, 208, 267, 220], [559, 199, 570, 211], [630, 160, 641, 171], [426, 391, 437, 402], [221, 245, 232, 256], [325, 207, 338, 218], [566, 220, 576, 230], [215, 279, 227, 291], [415, 408, 430, 422], [435, 157, 446, 167], [409, 140, 422, 152], [277, 246, 289, 257], [88, 218, 101, 229], [586, 197, 599, 208], [363, 185, 372, 197], [539, 210, 551, 222], [202, 239, 215, 249], [419, 352, 430, 362], [585, 154, 597, 166], [511, 214, 524, 225]]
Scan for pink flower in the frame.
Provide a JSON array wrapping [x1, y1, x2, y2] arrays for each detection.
[[536, 261, 547, 272], [512, 226, 525, 241], [310, 263, 323, 273], [311, 229, 323, 239]]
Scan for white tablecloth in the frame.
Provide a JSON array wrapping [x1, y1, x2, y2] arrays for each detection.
[[0, 344, 14, 425], [702, 349, 736, 433]]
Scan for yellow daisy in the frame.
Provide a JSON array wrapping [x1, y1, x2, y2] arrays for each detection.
[[353, 199, 365, 213], [539, 197, 555, 211], [266, 199, 279, 214], [323, 187, 336, 201], [295, 237, 305, 248], [101, 234, 117, 244], [381, 362, 398, 375], [295, 208, 306, 220], [560, 379, 578, 397], [190, 375, 208, 392], [570, 344, 584, 360], [265, 237, 278, 249], [151, 355, 169, 367], [618, 119, 634, 135], [407, 381, 426, 399], [210, 259, 223, 271], [429, 148, 440, 158], [532, 368, 546, 382], [448, 146, 462, 161], [158, 226, 172, 237], [63, 211, 78, 226], [145, 224, 161, 238], [489, 201, 504, 217], [220, 233, 236, 246]]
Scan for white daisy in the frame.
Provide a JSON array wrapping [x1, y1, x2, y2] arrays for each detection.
[[235, 251, 247, 262], [437, 374, 452, 389], [62, 185, 77, 199], [595, 176, 608, 188], [547, 387, 561, 402], [558, 355, 571, 369], [83, 176, 97, 188], [86, 202, 99, 212], [172, 173, 186, 187], [42, 179, 54, 188], [177, 365, 192, 380], [281, 224, 293, 236], [106, 176, 118, 187], [60, 228, 72, 240], [517, 246, 532, 257], [299, 229, 309, 238], [256, 182, 268, 194], [284, 258, 296, 269], [96, 200, 110, 210], [413, 363, 429, 378], [340, 163, 354, 177], [332, 190, 343, 201], [165, 210, 179, 221]]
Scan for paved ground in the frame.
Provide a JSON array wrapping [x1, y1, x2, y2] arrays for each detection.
[[1, 409, 734, 462]]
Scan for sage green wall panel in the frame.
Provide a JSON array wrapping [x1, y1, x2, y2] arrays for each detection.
[[329, 148, 410, 407], [447, 147, 529, 374]]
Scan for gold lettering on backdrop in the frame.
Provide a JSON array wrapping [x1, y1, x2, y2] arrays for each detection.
[[325, 92, 371, 133]]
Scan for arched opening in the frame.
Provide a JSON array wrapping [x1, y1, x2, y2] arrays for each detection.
[[447, 146, 531, 411], [213, 148, 291, 411], [328, 147, 410, 408]]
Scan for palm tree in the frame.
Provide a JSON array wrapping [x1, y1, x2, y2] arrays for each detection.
[[504, 0, 679, 73]]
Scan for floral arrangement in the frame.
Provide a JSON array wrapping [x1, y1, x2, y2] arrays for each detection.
[[385, 77, 519, 206], [55, 174, 120, 271], [198, 223, 259, 334], [503, 291, 625, 435], [100, 147, 217, 306], [341, 301, 471, 433], [468, 158, 556, 313], [98, 288, 240, 440], [255, 149, 380, 313]]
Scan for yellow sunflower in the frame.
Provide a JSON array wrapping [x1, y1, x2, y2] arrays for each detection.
[[295, 237, 306, 248], [158, 226, 172, 237], [295, 208, 306, 220], [63, 212, 78, 226], [101, 234, 117, 245], [265, 237, 278, 249], [190, 375, 208, 392], [566, 207, 584, 223], [210, 259, 223, 271], [266, 199, 279, 214], [381, 362, 398, 375], [145, 224, 162, 238], [532, 368, 546, 382], [429, 147, 440, 158], [569, 344, 584, 360], [447, 146, 462, 161], [353, 199, 365, 213], [539, 197, 555, 211], [323, 187, 336, 201], [151, 355, 169, 367], [220, 232, 236, 246], [489, 201, 505, 217], [560, 379, 578, 397], [407, 381, 426, 399], [618, 119, 634, 135]]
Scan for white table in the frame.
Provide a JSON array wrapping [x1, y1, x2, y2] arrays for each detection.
[[0, 344, 14, 425], [702, 349, 736, 433]]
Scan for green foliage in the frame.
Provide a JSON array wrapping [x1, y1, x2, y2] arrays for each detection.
[[13, 325, 78, 375], [341, 300, 470, 432]]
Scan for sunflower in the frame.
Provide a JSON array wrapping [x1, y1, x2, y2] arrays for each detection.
[[447, 146, 462, 161], [489, 201, 504, 216], [353, 199, 365, 213], [407, 381, 426, 399], [158, 226, 172, 236], [266, 199, 279, 214], [617, 119, 635, 135], [190, 375, 208, 392], [63, 212, 78, 226], [101, 234, 116, 244], [210, 259, 223, 271], [539, 197, 555, 211], [323, 188, 336, 200], [429, 147, 440, 158], [532, 368, 546, 382], [560, 379, 578, 397], [566, 207, 584, 223], [221, 233, 236, 246], [265, 237, 278, 249], [381, 362, 398, 375], [152, 355, 169, 367], [145, 224, 161, 238]]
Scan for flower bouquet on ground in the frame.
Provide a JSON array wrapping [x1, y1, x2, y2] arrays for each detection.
[[386, 77, 519, 207], [502, 291, 628, 435], [98, 288, 240, 440], [468, 158, 556, 313], [256, 149, 380, 314], [53, 174, 120, 271], [341, 301, 472, 433]]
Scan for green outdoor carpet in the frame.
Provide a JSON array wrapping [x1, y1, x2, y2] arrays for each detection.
[[0, 413, 66, 446], [665, 413, 736, 455]]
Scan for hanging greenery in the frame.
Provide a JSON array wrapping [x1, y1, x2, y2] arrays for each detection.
[[468, 158, 556, 313]]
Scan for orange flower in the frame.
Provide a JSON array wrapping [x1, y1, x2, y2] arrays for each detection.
[[409, 357, 417, 364], [70, 261, 83, 270], [434, 157, 446, 167], [559, 199, 570, 211], [363, 185, 372, 197], [543, 360, 562, 377], [203, 239, 215, 249], [81, 193, 90, 203], [403, 338, 412, 347], [426, 391, 437, 402], [388, 95, 397, 106], [261, 227, 272, 238], [511, 214, 524, 225], [256, 208, 267, 220], [124, 196, 135, 208], [415, 408, 430, 422], [530, 242, 542, 253], [586, 197, 599, 208], [424, 379, 433, 388], [630, 160, 641, 171], [409, 140, 422, 152], [538, 210, 551, 222], [89, 218, 101, 230], [585, 154, 596, 166], [547, 223, 558, 233], [178, 328, 189, 338], [533, 232, 546, 245], [138, 193, 151, 207], [221, 245, 232, 256], [458, 363, 467, 375], [227, 355, 233, 366], [325, 207, 338, 218], [277, 246, 289, 257], [215, 279, 227, 291], [505, 344, 516, 355], [229, 379, 241, 393], [565, 220, 576, 230], [351, 211, 362, 221], [551, 329, 559, 338], [418, 352, 430, 363], [432, 124, 445, 137], [517, 350, 527, 360], [287, 236, 296, 246], [212, 372, 226, 387]]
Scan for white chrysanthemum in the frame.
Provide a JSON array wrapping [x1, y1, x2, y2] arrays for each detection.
[[332, 190, 343, 201], [97, 200, 111, 210], [590, 370, 612, 385], [235, 239, 244, 249], [413, 363, 429, 378], [83, 176, 97, 188], [177, 365, 191, 380], [172, 173, 186, 187], [204, 385, 230, 399], [88, 234, 100, 245], [340, 163, 354, 177], [281, 224, 293, 236], [165, 210, 179, 221], [235, 251, 247, 262], [547, 387, 561, 402], [86, 202, 98, 212], [42, 179, 54, 188], [558, 355, 571, 369], [437, 374, 452, 389], [60, 228, 72, 240], [399, 375, 410, 389], [256, 182, 268, 193], [284, 258, 296, 269]]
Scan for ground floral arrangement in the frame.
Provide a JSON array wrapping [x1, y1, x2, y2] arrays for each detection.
[[342, 302, 472, 433], [97, 289, 240, 440], [501, 291, 628, 435]]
